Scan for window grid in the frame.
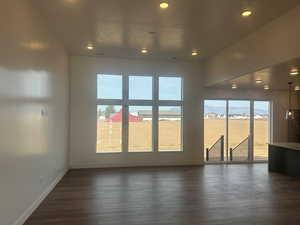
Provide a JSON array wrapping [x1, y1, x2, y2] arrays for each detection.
[[96, 74, 183, 153]]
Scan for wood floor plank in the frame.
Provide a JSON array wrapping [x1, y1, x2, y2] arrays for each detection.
[[24, 164, 300, 225]]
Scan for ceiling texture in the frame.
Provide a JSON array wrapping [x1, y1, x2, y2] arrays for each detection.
[[33, 0, 300, 61], [212, 58, 300, 91]]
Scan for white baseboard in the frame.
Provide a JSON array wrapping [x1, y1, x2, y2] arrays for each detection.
[[13, 169, 68, 225], [70, 162, 204, 169]]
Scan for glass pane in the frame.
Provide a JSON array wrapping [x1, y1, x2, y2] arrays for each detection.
[[97, 105, 122, 153], [204, 100, 226, 161], [254, 101, 270, 161], [128, 106, 152, 152], [159, 77, 182, 101], [228, 100, 250, 161], [129, 76, 152, 100], [97, 74, 122, 99], [159, 106, 182, 151]]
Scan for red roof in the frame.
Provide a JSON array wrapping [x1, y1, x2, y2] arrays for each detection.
[[105, 109, 142, 122]]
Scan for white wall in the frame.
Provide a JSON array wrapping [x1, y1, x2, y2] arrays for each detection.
[[0, 1, 69, 225], [70, 56, 203, 168]]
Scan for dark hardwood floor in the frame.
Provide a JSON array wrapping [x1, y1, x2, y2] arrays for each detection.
[[25, 164, 300, 225]]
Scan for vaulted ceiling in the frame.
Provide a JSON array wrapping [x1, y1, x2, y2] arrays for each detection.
[[33, 0, 300, 61]]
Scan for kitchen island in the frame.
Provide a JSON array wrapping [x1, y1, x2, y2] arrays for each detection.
[[269, 142, 300, 178]]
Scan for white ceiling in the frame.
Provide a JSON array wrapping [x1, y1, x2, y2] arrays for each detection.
[[33, 0, 300, 61], [212, 58, 300, 91]]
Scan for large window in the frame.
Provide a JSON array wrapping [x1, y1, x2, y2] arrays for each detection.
[[254, 101, 270, 160], [97, 74, 183, 153]]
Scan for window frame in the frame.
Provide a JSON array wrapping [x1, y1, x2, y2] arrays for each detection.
[[96, 73, 184, 153]]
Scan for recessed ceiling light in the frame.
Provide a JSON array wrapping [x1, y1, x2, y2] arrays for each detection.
[[241, 10, 252, 17], [290, 68, 299, 76], [65, 0, 77, 3], [192, 50, 198, 56], [255, 78, 263, 84], [295, 85, 300, 91], [87, 44, 94, 50], [264, 85, 270, 90], [160, 2, 169, 9], [141, 48, 148, 54], [232, 83, 237, 89]]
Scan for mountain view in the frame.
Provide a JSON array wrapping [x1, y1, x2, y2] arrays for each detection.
[[205, 105, 268, 116]]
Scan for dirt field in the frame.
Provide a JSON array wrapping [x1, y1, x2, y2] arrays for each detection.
[[97, 120, 181, 152], [97, 119, 268, 160]]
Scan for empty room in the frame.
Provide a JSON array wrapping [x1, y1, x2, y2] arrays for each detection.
[[2, 0, 300, 225]]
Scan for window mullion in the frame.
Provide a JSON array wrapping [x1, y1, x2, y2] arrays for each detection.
[[122, 75, 129, 153], [226, 100, 229, 161], [97, 99, 122, 105], [153, 76, 159, 152], [249, 100, 254, 161]]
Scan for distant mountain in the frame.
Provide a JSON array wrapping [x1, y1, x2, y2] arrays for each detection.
[[205, 106, 268, 115], [204, 106, 226, 115]]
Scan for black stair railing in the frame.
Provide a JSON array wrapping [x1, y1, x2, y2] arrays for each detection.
[[206, 135, 224, 161], [229, 136, 250, 161]]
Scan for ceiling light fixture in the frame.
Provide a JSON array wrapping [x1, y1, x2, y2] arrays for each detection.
[[87, 44, 94, 50], [241, 9, 252, 17], [232, 83, 237, 89], [160, 2, 169, 9], [286, 82, 295, 120], [192, 50, 198, 56], [264, 85, 270, 90], [141, 48, 148, 54], [255, 78, 263, 84], [289, 68, 299, 76]]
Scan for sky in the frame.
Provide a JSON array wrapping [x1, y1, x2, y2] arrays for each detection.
[[97, 74, 182, 100], [204, 100, 270, 115]]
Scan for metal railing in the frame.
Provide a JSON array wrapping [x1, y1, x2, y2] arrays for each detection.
[[229, 136, 250, 161], [206, 135, 224, 161]]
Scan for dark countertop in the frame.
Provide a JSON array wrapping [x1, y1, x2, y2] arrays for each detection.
[[269, 142, 300, 151]]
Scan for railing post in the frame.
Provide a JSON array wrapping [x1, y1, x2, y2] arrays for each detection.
[[230, 148, 233, 161], [220, 135, 224, 161], [206, 148, 209, 161], [248, 135, 251, 161]]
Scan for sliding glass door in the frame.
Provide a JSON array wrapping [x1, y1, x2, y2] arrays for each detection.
[[253, 101, 270, 161], [228, 100, 250, 162], [204, 99, 271, 163], [204, 100, 226, 161]]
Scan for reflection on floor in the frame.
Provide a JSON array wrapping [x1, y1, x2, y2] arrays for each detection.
[[25, 164, 300, 225]]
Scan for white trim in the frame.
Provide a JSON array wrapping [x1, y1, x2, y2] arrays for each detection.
[[14, 169, 68, 225]]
